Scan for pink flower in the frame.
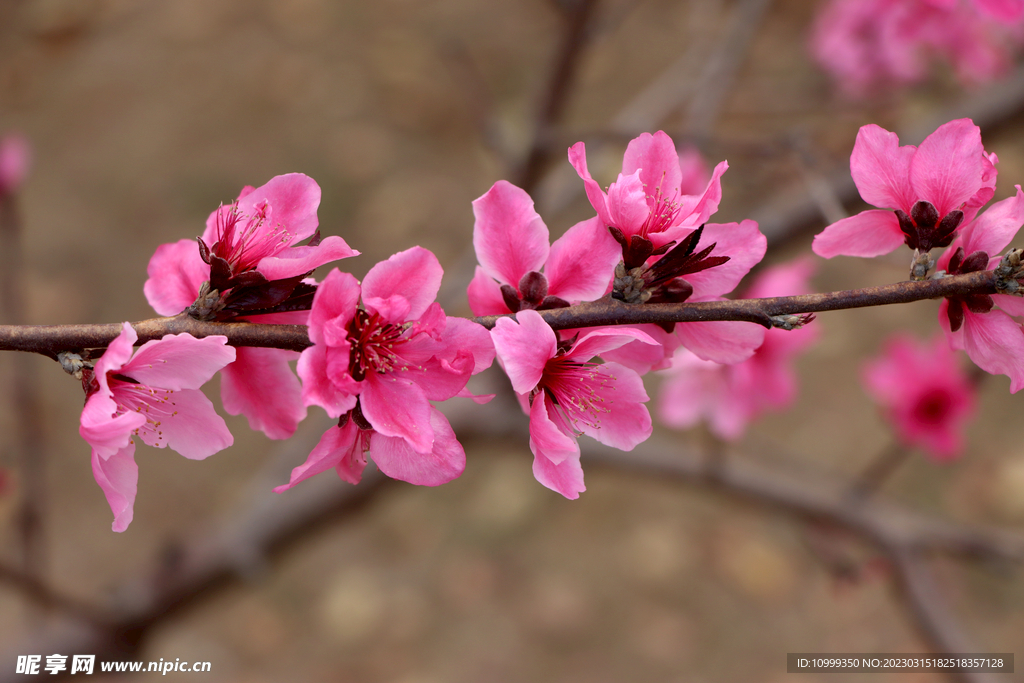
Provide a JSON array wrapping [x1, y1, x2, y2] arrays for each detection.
[[467, 180, 621, 316], [658, 258, 819, 439], [277, 247, 495, 491], [143, 173, 358, 440], [862, 334, 976, 460], [79, 323, 235, 531], [811, 0, 1023, 97], [569, 131, 728, 256], [935, 185, 1024, 391], [491, 309, 657, 499], [813, 119, 997, 259], [0, 134, 30, 196]]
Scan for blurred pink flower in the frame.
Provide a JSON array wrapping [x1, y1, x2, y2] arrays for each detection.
[[143, 173, 359, 440], [278, 247, 494, 491], [79, 323, 235, 531], [658, 258, 818, 439], [811, 0, 1023, 97], [0, 134, 30, 196], [491, 309, 656, 499], [813, 119, 997, 258], [467, 180, 620, 316], [862, 334, 976, 460]]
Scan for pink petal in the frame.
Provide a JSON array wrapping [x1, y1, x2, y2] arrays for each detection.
[[237, 173, 322, 242], [91, 444, 138, 533], [567, 326, 659, 362], [598, 323, 681, 374], [360, 371, 433, 453], [144, 238, 209, 316], [743, 256, 816, 299], [135, 388, 233, 459], [683, 220, 767, 299], [532, 450, 586, 500], [441, 317, 495, 375], [938, 298, 966, 350], [849, 124, 916, 211], [80, 398, 146, 460], [993, 293, 1024, 317], [0, 134, 31, 195], [307, 269, 360, 347], [961, 309, 1024, 392], [529, 393, 580, 466], [220, 347, 306, 440], [605, 170, 650, 237], [92, 323, 138, 395], [671, 160, 729, 238], [472, 180, 550, 286], [575, 362, 652, 451], [274, 421, 364, 492], [812, 210, 905, 258], [973, 0, 1024, 21], [256, 235, 358, 281], [568, 142, 614, 229], [370, 407, 465, 485], [658, 351, 726, 430], [675, 317, 766, 364], [622, 131, 682, 206], [491, 310, 557, 394], [958, 185, 1024, 256], [910, 119, 986, 217], [123, 334, 235, 390], [544, 216, 621, 302], [297, 344, 360, 418], [362, 246, 443, 323], [467, 266, 513, 316]]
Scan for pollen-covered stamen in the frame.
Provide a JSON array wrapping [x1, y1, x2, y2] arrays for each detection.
[[541, 357, 614, 433], [211, 200, 293, 273], [638, 174, 682, 238], [108, 379, 180, 447], [346, 309, 409, 381]]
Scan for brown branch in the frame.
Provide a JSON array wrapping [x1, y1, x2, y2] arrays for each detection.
[[0, 271, 1001, 356], [0, 560, 110, 627]]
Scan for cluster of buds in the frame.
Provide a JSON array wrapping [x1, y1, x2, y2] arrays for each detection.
[[994, 247, 1024, 293]]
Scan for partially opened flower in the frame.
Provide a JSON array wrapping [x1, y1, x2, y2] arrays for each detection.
[[79, 323, 235, 531], [467, 180, 621, 316], [936, 184, 1024, 391], [143, 173, 359, 440], [862, 333, 976, 460], [277, 247, 495, 491], [658, 258, 819, 439], [813, 119, 997, 259], [491, 309, 657, 499]]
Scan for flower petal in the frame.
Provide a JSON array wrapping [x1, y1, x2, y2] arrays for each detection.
[[238, 172, 322, 242], [220, 347, 306, 440], [298, 344, 360, 418], [91, 444, 138, 533], [910, 118, 986, 217], [471, 180, 550, 286], [274, 421, 364, 492], [568, 141, 614, 229], [675, 317, 766, 364], [622, 131, 682, 206], [575, 362, 652, 451], [529, 393, 580, 467], [123, 334, 235, 391], [256, 235, 358, 281], [360, 371, 433, 453], [544, 216, 621, 302], [307, 269, 360, 347], [682, 220, 767, 298], [143, 239, 209, 316], [958, 185, 1024, 256], [362, 246, 443, 323], [961, 309, 1024, 392], [371, 407, 465, 485], [467, 266, 513, 316], [812, 210, 905, 258], [849, 124, 916, 211], [491, 309, 558, 394], [567, 326, 659, 362], [135, 388, 233, 459]]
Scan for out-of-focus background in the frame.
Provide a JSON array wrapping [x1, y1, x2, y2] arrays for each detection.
[[0, 0, 1023, 681]]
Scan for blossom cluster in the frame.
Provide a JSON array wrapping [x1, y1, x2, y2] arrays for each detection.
[[811, 0, 1024, 96], [70, 116, 1024, 531]]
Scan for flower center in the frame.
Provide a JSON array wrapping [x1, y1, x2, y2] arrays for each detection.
[[541, 358, 613, 432], [346, 309, 408, 381], [914, 388, 951, 426], [109, 378, 180, 447], [639, 177, 681, 238], [212, 200, 292, 273]]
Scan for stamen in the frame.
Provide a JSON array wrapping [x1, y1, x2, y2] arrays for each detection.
[[542, 358, 614, 433]]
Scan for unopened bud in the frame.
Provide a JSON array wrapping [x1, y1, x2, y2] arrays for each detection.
[[189, 281, 226, 320], [994, 248, 1024, 294], [770, 313, 814, 331], [909, 249, 934, 281], [58, 351, 89, 379]]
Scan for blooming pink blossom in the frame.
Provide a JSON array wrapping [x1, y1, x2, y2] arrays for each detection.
[[79, 323, 235, 531], [811, 0, 1023, 97], [491, 309, 656, 499], [935, 185, 1024, 391], [143, 174, 358, 440], [862, 334, 976, 460], [277, 247, 495, 491], [658, 258, 818, 439], [467, 180, 621, 316], [813, 119, 997, 259], [569, 131, 728, 254], [0, 134, 30, 196]]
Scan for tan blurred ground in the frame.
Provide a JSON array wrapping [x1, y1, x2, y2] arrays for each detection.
[[0, 0, 1022, 681]]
